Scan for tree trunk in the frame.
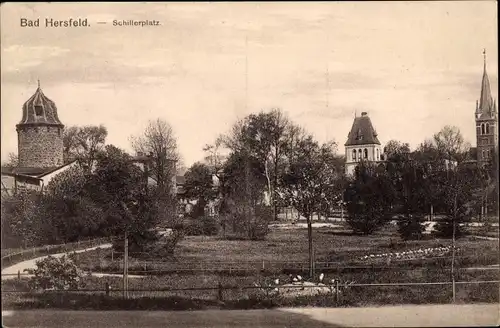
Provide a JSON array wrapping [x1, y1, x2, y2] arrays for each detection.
[[307, 213, 314, 278]]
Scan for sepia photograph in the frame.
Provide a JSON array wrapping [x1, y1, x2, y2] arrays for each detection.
[[1, 2, 498, 327]]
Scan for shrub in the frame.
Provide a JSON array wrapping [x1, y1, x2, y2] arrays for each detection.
[[184, 216, 219, 236], [397, 215, 425, 240], [26, 254, 85, 291]]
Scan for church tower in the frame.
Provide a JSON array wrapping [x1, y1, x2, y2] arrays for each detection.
[[16, 81, 64, 168], [344, 111, 384, 176], [475, 50, 498, 165]]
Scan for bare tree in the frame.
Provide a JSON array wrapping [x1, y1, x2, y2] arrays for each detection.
[[2, 152, 19, 168], [130, 119, 180, 194]]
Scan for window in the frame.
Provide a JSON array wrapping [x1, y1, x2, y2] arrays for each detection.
[[35, 105, 43, 116], [486, 123, 490, 134], [481, 123, 486, 135], [376, 148, 380, 160], [352, 149, 357, 161], [364, 148, 368, 159]]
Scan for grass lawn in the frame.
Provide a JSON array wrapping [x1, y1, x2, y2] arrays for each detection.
[[66, 224, 499, 277], [3, 224, 498, 310]]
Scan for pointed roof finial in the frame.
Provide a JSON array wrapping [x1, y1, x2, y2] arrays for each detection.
[[37, 79, 40, 89], [483, 48, 487, 69]]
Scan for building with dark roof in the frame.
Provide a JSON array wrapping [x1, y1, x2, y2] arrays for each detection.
[[344, 111, 384, 175], [17, 81, 64, 168], [475, 50, 498, 165], [1, 81, 76, 196]]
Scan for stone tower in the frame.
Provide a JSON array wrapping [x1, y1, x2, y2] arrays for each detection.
[[344, 111, 384, 176], [475, 50, 498, 165], [16, 81, 64, 168]]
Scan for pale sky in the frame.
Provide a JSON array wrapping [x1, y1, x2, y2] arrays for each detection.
[[1, 2, 498, 167]]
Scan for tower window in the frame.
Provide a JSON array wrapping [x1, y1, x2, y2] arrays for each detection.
[[486, 123, 490, 134], [352, 149, 357, 161], [481, 123, 486, 135], [35, 105, 44, 116], [364, 148, 368, 159], [376, 148, 380, 160]]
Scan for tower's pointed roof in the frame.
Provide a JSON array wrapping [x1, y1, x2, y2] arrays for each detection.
[[477, 49, 496, 119], [345, 111, 381, 146], [17, 81, 64, 127]]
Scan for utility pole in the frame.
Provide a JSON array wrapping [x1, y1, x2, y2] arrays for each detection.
[[123, 230, 129, 299], [451, 189, 457, 303]]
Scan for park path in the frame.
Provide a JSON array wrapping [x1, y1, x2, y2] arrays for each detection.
[[1, 244, 115, 280]]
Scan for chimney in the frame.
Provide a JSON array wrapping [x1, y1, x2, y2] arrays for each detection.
[[361, 112, 368, 116]]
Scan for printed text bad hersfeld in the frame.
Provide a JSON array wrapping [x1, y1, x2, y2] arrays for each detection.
[[21, 18, 161, 28], [21, 18, 89, 27]]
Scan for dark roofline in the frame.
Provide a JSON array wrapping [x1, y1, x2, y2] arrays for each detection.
[[1, 171, 42, 182], [36, 160, 78, 178]]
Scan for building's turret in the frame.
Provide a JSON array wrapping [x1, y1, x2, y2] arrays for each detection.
[[16, 81, 64, 168], [344, 111, 383, 176], [475, 50, 498, 164]]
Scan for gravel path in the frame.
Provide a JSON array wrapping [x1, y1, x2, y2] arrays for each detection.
[[1, 244, 113, 280]]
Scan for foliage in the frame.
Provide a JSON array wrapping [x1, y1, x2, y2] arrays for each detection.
[[63, 125, 108, 170], [183, 216, 219, 236], [344, 162, 395, 235], [183, 162, 217, 218], [26, 254, 85, 291], [1, 190, 42, 248], [278, 133, 342, 275], [433, 165, 484, 238], [384, 142, 427, 240]]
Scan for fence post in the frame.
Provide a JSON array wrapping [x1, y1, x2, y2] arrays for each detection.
[[111, 249, 114, 262], [218, 282, 223, 302], [17, 270, 20, 280], [105, 282, 110, 296], [262, 260, 265, 271], [335, 280, 340, 305]]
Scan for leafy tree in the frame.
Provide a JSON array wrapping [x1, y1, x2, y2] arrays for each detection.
[[344, 161, 395, 235], [278, 134, 340, 276], [433, 165, 484, 238], [1, 190, 41, 248], [384, 140, 426, 239], [63, 125, 108, 171], [84, 145, 163, 252], [183, 162, 216, 218], [221, 109, 292, 221], [219, 150, 269, 240]]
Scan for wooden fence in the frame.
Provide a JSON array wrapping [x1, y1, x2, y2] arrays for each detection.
[[1, 237, 113, 269]]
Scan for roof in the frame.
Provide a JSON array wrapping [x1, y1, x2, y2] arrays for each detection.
[[344, 112, 381, 146], [17, 83, 64, 127], [477, 55, 497, 120], [1, 160, 76, 178]]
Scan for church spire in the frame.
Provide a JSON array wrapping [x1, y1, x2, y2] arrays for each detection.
[[479, 49, 493, 113]]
